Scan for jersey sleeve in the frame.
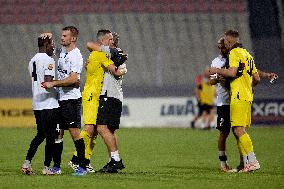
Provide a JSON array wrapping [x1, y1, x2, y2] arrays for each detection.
[[210, 58, 219, 78], [250, 56, 258, 75], [70, 54, 83, 74], [252, 62, 257, 74], [228, 49, 239, 68], [101, 45, 111, 57], [44, 58, 56, 77], [211, 58, 217, 68], [100, 52, 114, 68]]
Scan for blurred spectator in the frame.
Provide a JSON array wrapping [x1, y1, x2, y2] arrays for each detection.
[[191, 74, 216, 129]]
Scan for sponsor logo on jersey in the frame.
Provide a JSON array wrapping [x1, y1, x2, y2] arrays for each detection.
[[48, 64, 54, 70]]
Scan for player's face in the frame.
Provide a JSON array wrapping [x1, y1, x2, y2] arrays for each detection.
[[224, 36, 231, 50], [224, 35, 236, 51], [61, 30, 73, 47], [46, 40, 55, 56], [101, 33, 114, 46], [218, 43, 227, 56]]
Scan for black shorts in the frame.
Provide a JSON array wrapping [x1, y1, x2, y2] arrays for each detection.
[[199, 104, 213, 116], [58, 98, 82, 130], [96, 95, 122, 129], [216, 105, 231, 131], [34, 108, 58, 137]]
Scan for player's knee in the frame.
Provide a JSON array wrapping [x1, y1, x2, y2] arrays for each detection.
[[220, 130, 230, 138], [84, 124, 95, 135], [97, 125, 113, 137], [232, 126, 246, 138], [69, 128, 81, 140]]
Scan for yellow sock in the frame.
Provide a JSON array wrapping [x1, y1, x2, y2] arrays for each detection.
[[73, 130, 94, 160], [239, 133, 254, 155], [237, 139, 247, 156], [85, 136, 96, 160]]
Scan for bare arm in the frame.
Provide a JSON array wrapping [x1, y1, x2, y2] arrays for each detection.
[[42, 72, 80, 88], [86, 41, 102, 52], [209, 77, 218, 85], [44, 75, 54, 82], [257, 69, 278, 80], [194, 86, 201, 102], [107, 64, 126, 78], [208, 67, 238, 78], [252, 72, 260, 87]]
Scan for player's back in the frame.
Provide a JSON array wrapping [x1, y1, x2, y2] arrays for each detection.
[[28, 53, 59, 110], [229, 47, 257, 102]]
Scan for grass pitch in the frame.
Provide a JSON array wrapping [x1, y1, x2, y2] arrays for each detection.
[[0, 126, 283, 189]]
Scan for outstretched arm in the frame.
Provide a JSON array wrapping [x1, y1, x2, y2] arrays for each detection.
[[107, 64, 127, 78], [258, 70, 278, 81], [42, 72, 80, 89], [252, 72, 260, 87], [86, 41, 102, 52], [206, 67, 238, 78]]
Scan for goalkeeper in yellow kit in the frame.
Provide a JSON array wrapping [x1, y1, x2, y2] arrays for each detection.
[[69, 30, 126, 172], [208, 29, 261, 173]]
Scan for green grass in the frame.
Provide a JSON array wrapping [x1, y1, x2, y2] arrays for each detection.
[[0, 127, 283, 189]]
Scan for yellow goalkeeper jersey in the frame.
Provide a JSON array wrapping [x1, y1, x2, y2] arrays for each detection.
[[83, 51, 113, 97], [82, 51, 113, 124], [228, 47, 257, 102]]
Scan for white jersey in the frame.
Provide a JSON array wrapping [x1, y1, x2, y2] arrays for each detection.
[[28, 53, 59, 110], [101, 69, 124, 101], [210, 55, 230, 106], [57, 47, 83, 101], [101, 46, 124, 101]]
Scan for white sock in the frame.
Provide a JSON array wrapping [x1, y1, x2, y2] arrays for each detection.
[[219, 151, 227, 167], [25, 160, 31, 164], [219, 151, 226, 156], [23, 160, 31, 167], [110, 150, 121, 161], [243, 156, 249, 166], [247, 152, 257, 164]]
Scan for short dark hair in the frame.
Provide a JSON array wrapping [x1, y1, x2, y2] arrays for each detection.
[[96, 29, 112, 40], [217, 37, 224, 45], [62, 26, 79, 37], [217, 37, 225, 49], [38, 37, 52, 48], [112, 32, 119, 47], [224, 29, 239, 38]]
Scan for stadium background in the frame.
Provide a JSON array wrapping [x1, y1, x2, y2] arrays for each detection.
[[0, 0, 283, 127]]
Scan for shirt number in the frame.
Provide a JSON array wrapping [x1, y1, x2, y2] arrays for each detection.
[[247, 57, 254, 77], [32, 61, 37, 81]]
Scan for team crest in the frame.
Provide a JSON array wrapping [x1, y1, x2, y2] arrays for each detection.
[[48, 64, 54, 70], [65, 58, 69, 63]]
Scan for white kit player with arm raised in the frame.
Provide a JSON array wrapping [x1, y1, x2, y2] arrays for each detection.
[[42, 26, 88, 176], [21, 33, 59, 175]]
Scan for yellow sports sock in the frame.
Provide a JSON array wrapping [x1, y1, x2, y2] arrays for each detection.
[[239, 133, 254, 155], [237, 139, 247, 156], [73, 130, 95, 160]]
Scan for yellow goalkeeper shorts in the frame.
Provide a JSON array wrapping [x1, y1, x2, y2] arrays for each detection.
[[230, 98, 252, 127], [82, 91, 100, 125]]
